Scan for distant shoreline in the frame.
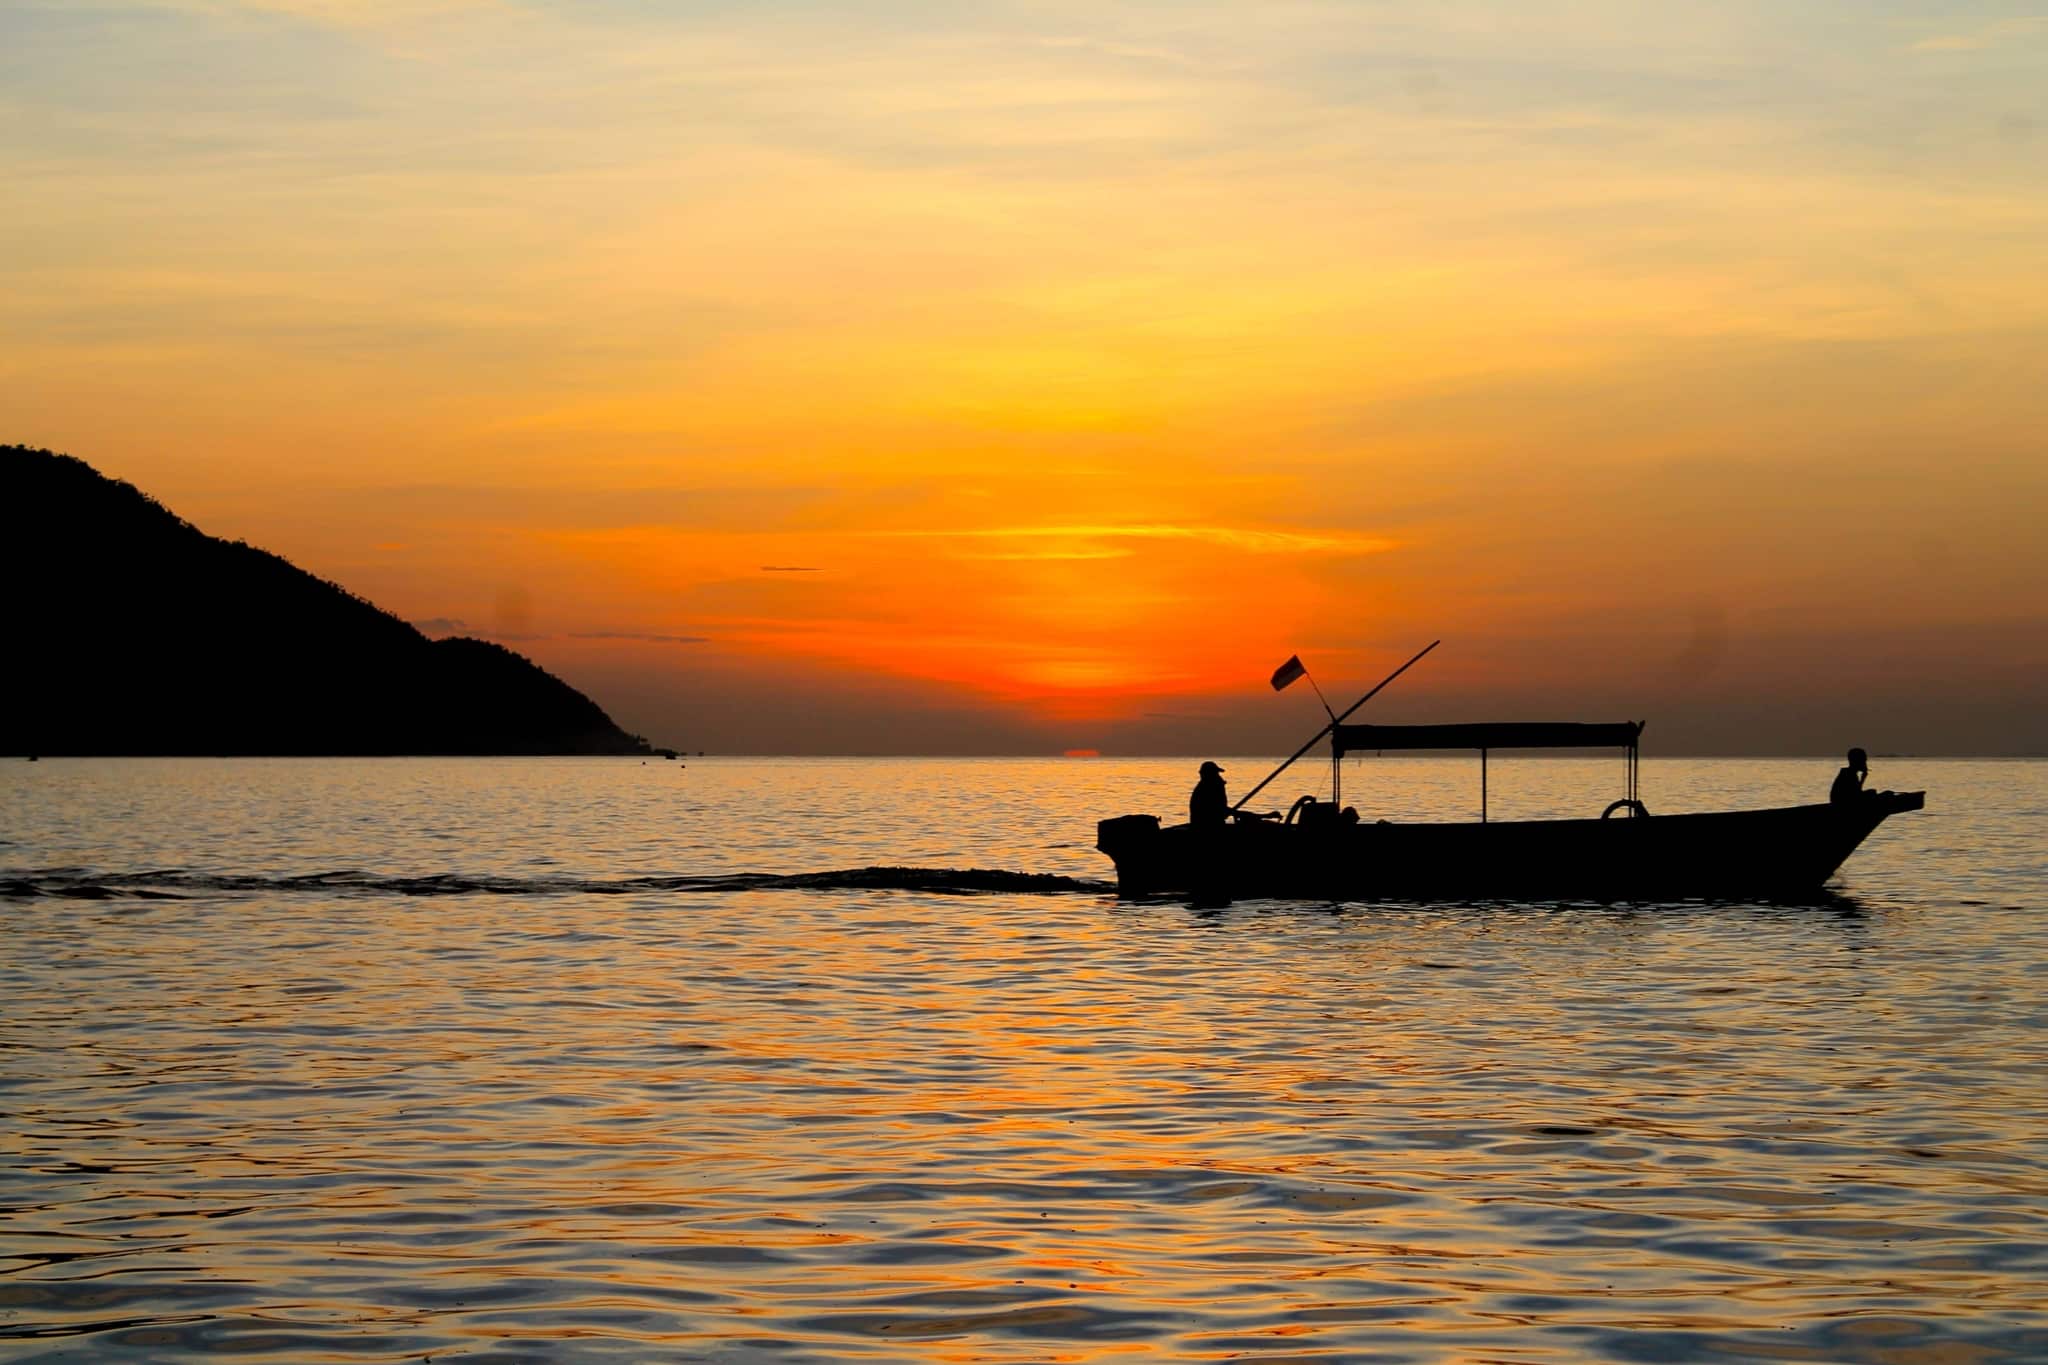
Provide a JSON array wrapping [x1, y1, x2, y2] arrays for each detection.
[[13, 752, 2038, 761]]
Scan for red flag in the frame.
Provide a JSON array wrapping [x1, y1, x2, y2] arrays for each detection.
[[1270, 654, 1307, 691]]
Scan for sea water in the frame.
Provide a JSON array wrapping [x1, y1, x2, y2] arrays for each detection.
[[1, 756, 2044, 1362]]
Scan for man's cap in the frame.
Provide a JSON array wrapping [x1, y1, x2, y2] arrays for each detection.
[[1199, 760, 1224, 774]]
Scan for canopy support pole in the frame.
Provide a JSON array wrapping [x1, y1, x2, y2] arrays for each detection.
[[1481, 748, 1488, 823]]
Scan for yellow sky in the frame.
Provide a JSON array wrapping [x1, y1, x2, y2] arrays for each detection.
[[5, 0, 2045, 752]]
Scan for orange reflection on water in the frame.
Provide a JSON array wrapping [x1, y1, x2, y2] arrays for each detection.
[[0, 758, 2040, 1360]]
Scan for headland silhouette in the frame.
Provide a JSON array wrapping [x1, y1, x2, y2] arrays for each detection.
[[3, 445, 658, 757]]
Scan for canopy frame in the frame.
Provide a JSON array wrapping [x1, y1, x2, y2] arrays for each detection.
[[1333, 721, 1644, 823]]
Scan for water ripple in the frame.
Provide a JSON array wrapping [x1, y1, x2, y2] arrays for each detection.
[[1, 757, 2043, 1360]]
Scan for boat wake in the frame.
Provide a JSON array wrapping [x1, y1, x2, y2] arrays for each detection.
[[0, 865, 1114, 901]]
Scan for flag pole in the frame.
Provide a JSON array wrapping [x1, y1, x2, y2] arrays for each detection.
[[1231, 640, 1441, 814], [1299, 664, 1340, 805], [1302, 668, 1338, 724]]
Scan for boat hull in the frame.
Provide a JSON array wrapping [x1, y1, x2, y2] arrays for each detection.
[[1096, 792, 1925, 901]]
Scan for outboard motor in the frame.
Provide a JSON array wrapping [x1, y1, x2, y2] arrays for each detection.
[[1096, 814, 1164, 898], [1096, 813, 1160, 856]]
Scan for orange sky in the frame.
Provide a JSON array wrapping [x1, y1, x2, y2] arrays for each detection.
[[5, 1, 2045, 752]]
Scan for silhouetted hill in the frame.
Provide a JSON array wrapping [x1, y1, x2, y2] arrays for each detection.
[[2, 445, 655, 756]]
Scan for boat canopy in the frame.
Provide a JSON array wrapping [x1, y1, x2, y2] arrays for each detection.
[[1333, 721, 1642, 756]]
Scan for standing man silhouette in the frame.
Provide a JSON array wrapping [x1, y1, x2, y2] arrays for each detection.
[[1190, 760, 1228, 826]]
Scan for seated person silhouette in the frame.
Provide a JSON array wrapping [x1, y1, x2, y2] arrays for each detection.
[[1190, 760, 1228, 826], [1830, 747, 1870, 805]]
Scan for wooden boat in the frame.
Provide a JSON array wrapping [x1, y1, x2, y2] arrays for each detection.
[[1097, 721, 1925, 901]]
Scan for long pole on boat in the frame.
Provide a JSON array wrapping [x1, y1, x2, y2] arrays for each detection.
[[1231, 639, 1442, 813]]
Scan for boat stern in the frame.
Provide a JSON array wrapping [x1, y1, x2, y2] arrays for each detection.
[[1096, 814, 1164, 896]]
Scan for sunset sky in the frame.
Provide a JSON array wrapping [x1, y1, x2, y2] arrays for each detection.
[[5, 0, 2044, 753]]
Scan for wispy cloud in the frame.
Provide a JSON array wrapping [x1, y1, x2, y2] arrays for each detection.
[[875, 524, 1397, 555], [1910, 16, 2048, 51], [135, 0, 499, 26], [959, 547, 1136, 562], [570, 630, 710, 645]]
